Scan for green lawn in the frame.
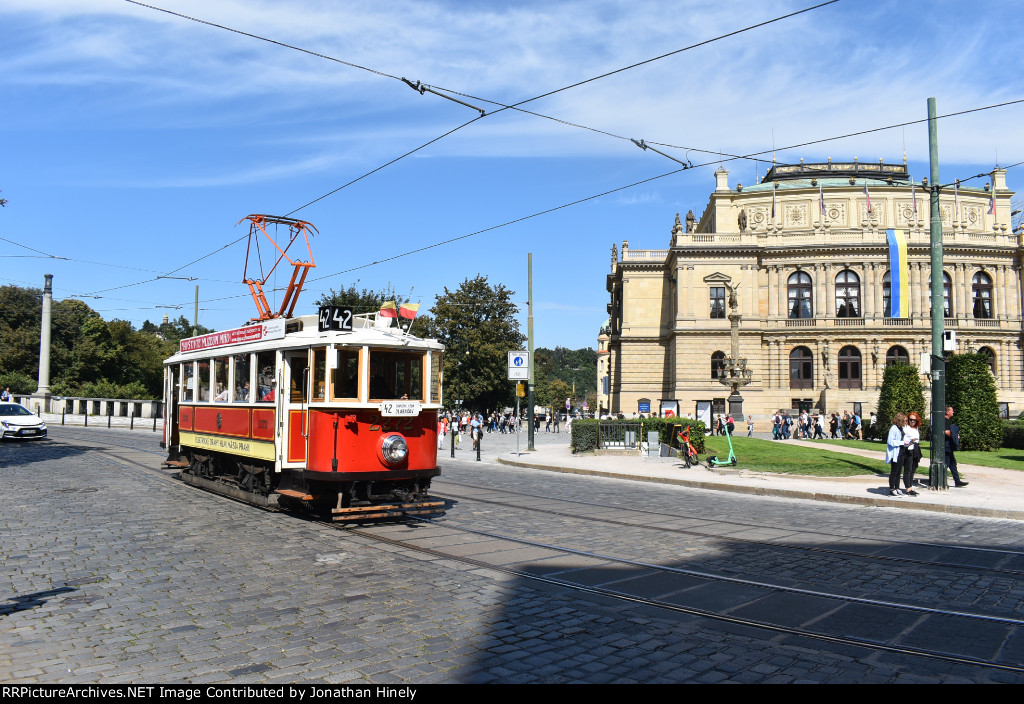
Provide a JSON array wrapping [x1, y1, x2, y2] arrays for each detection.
[[788, 436, 1024, 472], [702, 435, 886, 477]]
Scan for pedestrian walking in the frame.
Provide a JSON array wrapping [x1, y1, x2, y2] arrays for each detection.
[[944, 406, 969, 487]]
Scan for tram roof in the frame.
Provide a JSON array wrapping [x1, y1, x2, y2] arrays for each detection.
[[164, 314, 443, 365]]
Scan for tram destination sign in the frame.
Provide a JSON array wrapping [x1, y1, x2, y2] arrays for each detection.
[[318, 305, 355, 332], [179, 319, 285, 353], [378, 401, 421, 417]]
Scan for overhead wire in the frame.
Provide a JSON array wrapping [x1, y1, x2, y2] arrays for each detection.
[[69, 1, 1024, 317]]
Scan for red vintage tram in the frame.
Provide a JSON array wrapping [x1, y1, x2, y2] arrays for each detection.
[[161, 214, 444, 520], [163, 311, 445, 520]]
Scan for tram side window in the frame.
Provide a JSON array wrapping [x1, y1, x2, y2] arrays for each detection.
[[233, 354, 251, 402], [312, 347, 327, 401], [290, 353, 307, 403], [214, 356, 230, 402], [170, 365, 180, 404], [256, 351, 276, 403], [369, 350, 423, 400], [430, 351, 442, 404], [332, 349, 359, 400], [198, 360, 211, 402], [182, 363, 195, 401]]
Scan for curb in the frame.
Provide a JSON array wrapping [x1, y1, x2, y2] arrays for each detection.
[[495, 457, 1024, 522]]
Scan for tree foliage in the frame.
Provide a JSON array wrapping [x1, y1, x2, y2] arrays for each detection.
[[0, 284, 213, 398], [533, 346, 598, 411], [946, 352, 1002, 451], [425, 275, 524, 412], [876, 362, 926, 436]]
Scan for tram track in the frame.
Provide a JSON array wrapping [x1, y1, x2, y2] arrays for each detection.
[[346, 517, 1024, 675], [436, 478, 1024, 565], [47, 430, 1024, 677]]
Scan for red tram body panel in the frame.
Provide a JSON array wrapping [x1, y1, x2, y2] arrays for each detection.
[[162, 311, 445, 520]]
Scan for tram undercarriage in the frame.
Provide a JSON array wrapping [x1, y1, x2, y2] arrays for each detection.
[[168, 447, 444, 521]]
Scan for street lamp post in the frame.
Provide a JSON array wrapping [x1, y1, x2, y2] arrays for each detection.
[[717, 284, 754, 416]]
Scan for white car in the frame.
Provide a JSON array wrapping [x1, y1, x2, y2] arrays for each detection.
[[0, 403, 48, 440]]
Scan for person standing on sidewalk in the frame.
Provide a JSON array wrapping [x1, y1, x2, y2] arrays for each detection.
[[945, 406, 969, 487], [902, 412, 923, 496], [886, 412, 911, 497]]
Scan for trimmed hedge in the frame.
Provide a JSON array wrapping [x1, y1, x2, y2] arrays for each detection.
[[570, 417, 706, 454], [1003, 420, 1024, 450], [947, 353, 1002, 451]]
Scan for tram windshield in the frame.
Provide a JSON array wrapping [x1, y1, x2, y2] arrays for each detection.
[[369, 350, 423, 400]]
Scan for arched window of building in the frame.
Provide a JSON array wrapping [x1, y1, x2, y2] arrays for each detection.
[[835, 270, 861, 318], [928, 272, 954, 318], [978, 346, 996, 376], [788, 271, 813, 319], [711, 351, 726, 379], [972, 272, 993, 319], [882, 271, 893, 317], [838, 345, 862, 389], [885, 345, 910, 366], [789, 346, 814, 389]]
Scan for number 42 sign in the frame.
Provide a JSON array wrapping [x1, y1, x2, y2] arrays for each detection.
[[508, 351, 529, 380]]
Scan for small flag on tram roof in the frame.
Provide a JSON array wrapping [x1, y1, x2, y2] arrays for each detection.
[[886, 228, 910, 318], [379, 301, 398, 318], [399, 301, 420, 320]]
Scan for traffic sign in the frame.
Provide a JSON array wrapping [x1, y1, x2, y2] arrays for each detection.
[[508, 351, 529, 380]]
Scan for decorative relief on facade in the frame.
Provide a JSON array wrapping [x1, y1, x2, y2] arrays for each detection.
[[896, 201, 921, 226], [784, 203, 808, 227], [822, 201, 846, 225], [859, 202, 885, 225], [963, 204, 983, 229], [938, 204, 952, 226], [748, 206, 769, 228]]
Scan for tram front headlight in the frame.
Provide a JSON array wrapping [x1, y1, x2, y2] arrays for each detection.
[[381, 435, 408, 465]]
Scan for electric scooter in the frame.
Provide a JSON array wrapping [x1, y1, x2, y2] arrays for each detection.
[[706, 423, 738, 467]]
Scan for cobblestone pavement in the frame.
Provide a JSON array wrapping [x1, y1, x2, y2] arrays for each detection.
[[1, 427, 1022, 683]]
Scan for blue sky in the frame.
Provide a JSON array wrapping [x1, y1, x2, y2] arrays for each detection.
[[2, 0, 1023, 351]]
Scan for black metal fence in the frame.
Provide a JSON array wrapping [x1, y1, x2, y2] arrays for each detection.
[[597, 421, 642, 449]]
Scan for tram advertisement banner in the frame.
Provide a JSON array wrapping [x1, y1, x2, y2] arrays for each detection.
[[179, 319, 286, 353]]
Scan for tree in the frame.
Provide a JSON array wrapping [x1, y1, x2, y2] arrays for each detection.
[[876, 362, 926, 438], [425, 276, 524, 412], [946, 353, 1002, 450]]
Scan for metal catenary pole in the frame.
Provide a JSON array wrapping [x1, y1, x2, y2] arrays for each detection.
[[527, 252, 535, 451], [927, 97, 948, 491]]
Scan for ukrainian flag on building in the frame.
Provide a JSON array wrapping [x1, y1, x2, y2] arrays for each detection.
[[886, 228, 910, 318]]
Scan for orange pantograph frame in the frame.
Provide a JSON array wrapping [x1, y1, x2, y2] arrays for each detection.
[[238, 214, 318, 321]]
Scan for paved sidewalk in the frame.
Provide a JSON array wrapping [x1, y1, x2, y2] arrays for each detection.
[[494, 432, 1024, 521]]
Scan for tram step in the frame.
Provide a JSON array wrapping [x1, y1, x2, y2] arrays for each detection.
[[275, 489, 316, 501], [330, 501, 444, 514], [163, 459, 189, 468]]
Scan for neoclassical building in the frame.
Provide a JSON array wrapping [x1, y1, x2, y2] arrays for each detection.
[[598, 160, 1021, 422]]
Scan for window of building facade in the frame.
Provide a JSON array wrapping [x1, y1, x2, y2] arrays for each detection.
[[711, 351, 726, 379], [789, 346, 813, 389], [972, 272, 993, 319], [838, 346, 862, 389], [835, 270, 861, 318], [927, 272, 953, 318], [710, 287, 725, 319], [882, 271, 893, 317], [978, 346, 996, 376], [885, 345, 909, 366], [788, 271, 813, 319]]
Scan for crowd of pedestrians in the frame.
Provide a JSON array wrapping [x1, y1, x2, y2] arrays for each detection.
[[768, 409, 872, 440]]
